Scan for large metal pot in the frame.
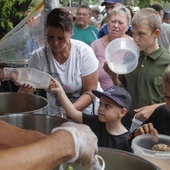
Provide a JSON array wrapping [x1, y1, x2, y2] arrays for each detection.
[[0, 92, 48, 115], [97, 147, 160, 170], [55, 147, 160, 170], [0, 113, 68, 134]]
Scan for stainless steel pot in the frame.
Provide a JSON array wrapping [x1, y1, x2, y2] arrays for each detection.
[[0, 92, 48, 115], [0, 113, 68, 134], [55, 147, 160, 170], [97, 147, 160, 170]]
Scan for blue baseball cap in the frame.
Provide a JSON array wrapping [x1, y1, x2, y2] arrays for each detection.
[[101, 0, 124, 6], [92, 86, 131, 111], [164, 10, 170, 19]]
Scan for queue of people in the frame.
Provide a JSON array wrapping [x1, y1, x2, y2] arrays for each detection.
[[1, 0, 170, 169]]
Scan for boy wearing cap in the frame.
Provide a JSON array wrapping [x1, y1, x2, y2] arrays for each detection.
[[49, 77, 133, 152]]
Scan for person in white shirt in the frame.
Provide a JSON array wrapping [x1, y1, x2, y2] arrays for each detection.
[[18, 8, 101, 117]]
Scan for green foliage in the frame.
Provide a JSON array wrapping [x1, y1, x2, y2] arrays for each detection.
[[137, 0, 151, 8], [136, 0, 170, 8], [0, 0, 32, 39], [29, 0, 42, 12]]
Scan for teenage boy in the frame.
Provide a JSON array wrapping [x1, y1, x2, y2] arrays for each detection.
[[104, 8, 170, 128]]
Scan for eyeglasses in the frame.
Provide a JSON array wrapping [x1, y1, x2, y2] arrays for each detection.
[[76, 13, 89, 17]]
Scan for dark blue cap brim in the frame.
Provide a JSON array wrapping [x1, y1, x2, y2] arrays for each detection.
[[101, 0, 124, 6], [92, 90, 122, 108]]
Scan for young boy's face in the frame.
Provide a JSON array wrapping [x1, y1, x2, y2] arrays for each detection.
[[98, 96, 124, 123], [132, 23, 158, 53], [163, 82, 170, 110]]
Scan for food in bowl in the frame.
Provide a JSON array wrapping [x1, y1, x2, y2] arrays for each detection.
[[152, 143, 170, 151], [132, 134, 170, 170]]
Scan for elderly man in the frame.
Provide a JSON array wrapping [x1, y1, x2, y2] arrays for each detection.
[[98, 0, 124, 38], [72, 5, 98, 46]]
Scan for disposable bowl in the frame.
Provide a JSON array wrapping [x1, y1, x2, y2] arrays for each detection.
[[105, 38, 139, 74], [16, 67, 52, 89], [132, 134, 170, 170]]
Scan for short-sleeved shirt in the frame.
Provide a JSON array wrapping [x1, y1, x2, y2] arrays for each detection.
[[119, 47, 170, 127], [72, 24, 98, 46], [83, 114, 132, 152], [29, 39, 99, 116], [143, 104, 170, 135], [91, 37, 113, 90]]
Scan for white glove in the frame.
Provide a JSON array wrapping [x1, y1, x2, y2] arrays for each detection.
[[3, 67, 35, 89], [3, 67, 14, 80], [52, 122, 98, 167]]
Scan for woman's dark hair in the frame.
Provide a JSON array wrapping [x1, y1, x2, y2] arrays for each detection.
[[46, 8, 73, 33]]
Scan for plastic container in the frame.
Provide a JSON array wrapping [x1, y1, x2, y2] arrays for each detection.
[[105, 38, 139, 74], [16, 68, 52, 89], [129, 114, 143, 132], [132, 134, 170, 170]]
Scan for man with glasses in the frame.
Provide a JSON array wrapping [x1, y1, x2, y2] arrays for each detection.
[[72, 5, 98, 46]]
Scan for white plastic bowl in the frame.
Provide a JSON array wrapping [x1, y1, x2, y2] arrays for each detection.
[[132, 134, 170, 170], [16, 68, 52, 89], [105, 38, 139, 74]]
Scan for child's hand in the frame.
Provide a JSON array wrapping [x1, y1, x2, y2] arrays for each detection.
[[48, 77, 63, 94], [134, 123, 158, 137]]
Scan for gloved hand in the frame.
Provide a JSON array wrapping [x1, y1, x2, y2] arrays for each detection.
[[52, 122, 98, 168], [3, 67, 14, 80], [3, 67, 35, 89]]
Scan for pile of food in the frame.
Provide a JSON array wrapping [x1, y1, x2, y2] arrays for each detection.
[[152, 143, 170, 151]]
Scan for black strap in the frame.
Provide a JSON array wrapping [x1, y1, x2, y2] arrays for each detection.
[[83, 92, 95, 115], [45, 45, 52, 75]]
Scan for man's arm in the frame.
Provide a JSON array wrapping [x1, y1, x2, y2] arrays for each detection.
[[0, 130, 75, 170], [0, 120, 45, 148], [0, 122, 98, 170]]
